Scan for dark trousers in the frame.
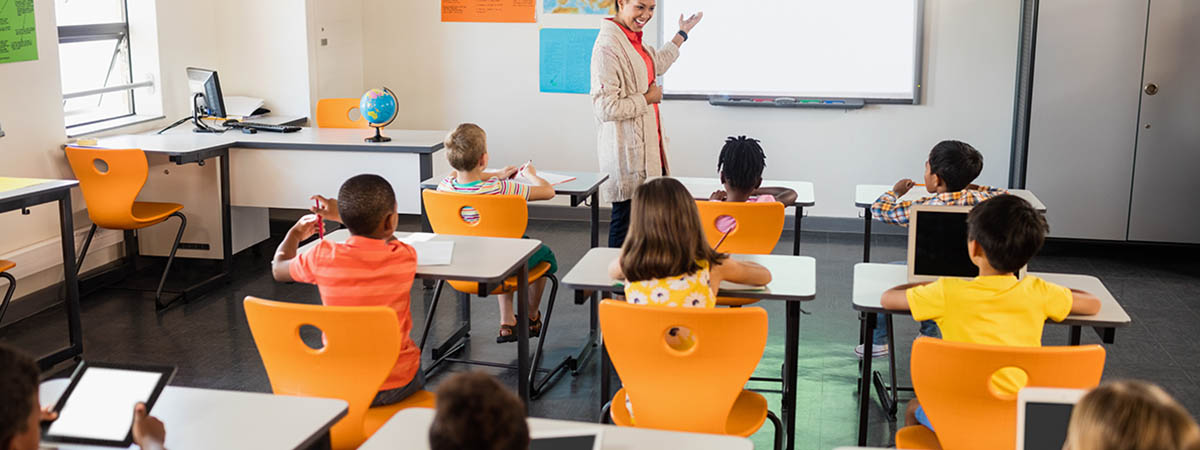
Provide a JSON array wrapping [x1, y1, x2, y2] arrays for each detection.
[[609, 200, 632, 248]]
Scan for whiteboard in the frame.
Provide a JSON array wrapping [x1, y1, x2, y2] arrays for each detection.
[[658, 0, 923, 103]]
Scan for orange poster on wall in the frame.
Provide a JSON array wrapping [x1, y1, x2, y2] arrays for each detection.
[[442, 0, 536, 23]]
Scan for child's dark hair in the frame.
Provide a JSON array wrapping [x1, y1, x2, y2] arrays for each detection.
[[928, 140, 984, 191], [621, 177, 726, 282], [717, 136, 766, 191], [966, 195, 1047, 273], [336, 174, 396, 236], [0, 344, 40, 446], [429, 371, 529, 450]]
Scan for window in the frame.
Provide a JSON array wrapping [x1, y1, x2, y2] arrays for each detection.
[[56, 0, 151, 129]]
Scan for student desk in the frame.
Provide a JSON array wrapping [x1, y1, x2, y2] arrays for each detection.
[[85, 127, 446, 298], [301, 229, 542, 405], [39, 378, 347, 450], [359, 407, 754, 450], [561, 247, 816, 450], [662, 176, 816, 255], [850, 263, 1131, 445], [853, 184, 1046, 262], [0, 178, 81, 370]]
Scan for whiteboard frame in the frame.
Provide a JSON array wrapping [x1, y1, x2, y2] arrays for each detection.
[[658, 0, 925, 105]]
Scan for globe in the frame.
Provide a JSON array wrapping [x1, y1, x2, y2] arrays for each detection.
[[360, 87, 398, 142]]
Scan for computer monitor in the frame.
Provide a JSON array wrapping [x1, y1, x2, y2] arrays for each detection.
[[186, 67, 226, 119], [1016, 387, 1086, 450]]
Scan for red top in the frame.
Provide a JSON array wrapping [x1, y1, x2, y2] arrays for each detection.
[[290, 236, 420, 390], [610, 18, 666, 173]]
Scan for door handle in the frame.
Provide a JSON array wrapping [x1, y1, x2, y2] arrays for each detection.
[[1145, 83, 1159, 95]]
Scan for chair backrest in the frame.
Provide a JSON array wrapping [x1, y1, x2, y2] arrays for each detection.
[[243, 296, 401, 450], [64, 147, 148, 229], [694, 201, 785, 254], [911, 337, 1106, 450], [598, 300, 768, 433], [421, 189, 528, 238], [316, 98, 370, 129]]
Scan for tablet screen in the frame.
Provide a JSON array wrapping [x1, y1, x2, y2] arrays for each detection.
[[47, 367, 165, 443], [530, 435, 597, 450], [913, 210, 978, 278], [1022, 402, 1075, 450]]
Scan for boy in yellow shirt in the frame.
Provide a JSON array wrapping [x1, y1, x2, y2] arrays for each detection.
[[880, 194, 1101, 431]]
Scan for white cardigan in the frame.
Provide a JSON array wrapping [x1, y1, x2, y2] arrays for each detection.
[[590, 19, 680, 203]]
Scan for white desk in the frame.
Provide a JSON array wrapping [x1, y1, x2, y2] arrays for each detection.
[[561, 247, 815, 450], [358, 408, 754, 450], [853, 184, 1047, 263], [39, 379, 347, 450], [669, 176, 816, 256], [849, 262, 1131, 445], [300, 230, 544, 405]]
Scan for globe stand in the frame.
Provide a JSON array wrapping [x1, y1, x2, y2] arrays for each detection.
[[365, 126, 391, 143]]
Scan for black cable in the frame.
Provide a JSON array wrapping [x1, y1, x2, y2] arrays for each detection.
[[156, 116, 193, 134]]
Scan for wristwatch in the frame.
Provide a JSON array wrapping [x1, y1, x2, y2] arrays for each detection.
[[677, 30, 689, 41]]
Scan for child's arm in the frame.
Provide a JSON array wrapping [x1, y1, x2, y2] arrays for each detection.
[[607, 256, 625, 280], [521, 165, 557, 201], [1069, 289, 1101, 315], [880, 282, 927, 310], [712, 259, 772, 287], [753, 187, 798, 205], [310, 195, 340, 224], [870, 179, 918, 226], [272, 215, 319, 282], [483, 165, 519, 180]]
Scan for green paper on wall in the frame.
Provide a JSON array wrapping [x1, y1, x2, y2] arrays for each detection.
[[0, 0, 38, 64]]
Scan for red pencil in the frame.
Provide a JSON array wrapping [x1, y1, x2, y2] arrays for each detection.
[[315, 199, 325, 239]]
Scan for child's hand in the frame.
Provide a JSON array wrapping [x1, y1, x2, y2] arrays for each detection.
[[500, 165, 519, 179], [132, 403, 166, 449], [40, 406, 58, 423], [310, 195, 337, 216], [892, 178, 916, 196], [709, 190, 727, 201], [523, 164, 538, 178], [289, 214, 321, 240]]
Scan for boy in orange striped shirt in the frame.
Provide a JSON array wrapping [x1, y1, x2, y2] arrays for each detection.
[[272, 174, 423, 406]]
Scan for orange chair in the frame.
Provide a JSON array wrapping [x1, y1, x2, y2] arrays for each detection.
[[316, 98, 370, 129], [598, 300, 783, 449], [0, 260, 15, 324], [896, 337, 1106, 450], [695, 200, 784, 307], [65, 147, 186, 310], [243, 297, 435, 450], [419, 189, 567, 397]]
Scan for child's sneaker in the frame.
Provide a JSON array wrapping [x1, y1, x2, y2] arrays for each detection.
[[855, 343, 889, 359]]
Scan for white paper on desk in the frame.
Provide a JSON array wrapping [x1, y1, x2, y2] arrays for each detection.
[[405, 240, 453, 266], [721, 281, 768, 292], [486, 168, 576, 186], [398, 232, 436, 243], [224, 96, 265, 118]]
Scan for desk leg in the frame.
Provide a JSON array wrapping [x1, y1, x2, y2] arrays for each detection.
[[600, 336, 612, 415], [590, 192, 600, 249], [857, 312, 877, 446], [41, 194, 84, 370], [783, 302, 801, 450], [863, 207, 872, 263], [1069, 326, 1082, 346], [516, 264, 531, 406], [793, 206, 803, 256], [219, 153, 233, 277]]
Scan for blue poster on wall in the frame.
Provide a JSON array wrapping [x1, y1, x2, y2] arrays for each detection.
[[539, 28, 599, 94]]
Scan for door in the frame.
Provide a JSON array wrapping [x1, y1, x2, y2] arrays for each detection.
[[1127, 0, 1200, 243]]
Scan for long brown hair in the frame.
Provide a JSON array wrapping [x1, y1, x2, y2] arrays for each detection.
[[621, 177, 726, 282], [1066, 380, 1200, 450]]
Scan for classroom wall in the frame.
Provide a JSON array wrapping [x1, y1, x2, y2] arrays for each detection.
[[211, 0, 313, 118], [360, 0, 1019, 218]]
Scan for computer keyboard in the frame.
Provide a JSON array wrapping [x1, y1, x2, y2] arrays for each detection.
[[227, 122, 301, 133]]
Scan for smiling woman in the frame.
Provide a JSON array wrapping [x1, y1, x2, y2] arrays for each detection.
[[590, 0, 702, 248]]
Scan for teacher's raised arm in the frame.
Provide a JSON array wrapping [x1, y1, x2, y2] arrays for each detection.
[[590, 0, 702, 248]]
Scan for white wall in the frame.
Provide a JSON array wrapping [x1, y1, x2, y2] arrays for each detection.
[[361, 0, 1019, 218], [211, 0, 312, 118]]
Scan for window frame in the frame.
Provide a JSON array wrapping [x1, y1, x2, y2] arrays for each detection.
[[57, 0, 140, 130]]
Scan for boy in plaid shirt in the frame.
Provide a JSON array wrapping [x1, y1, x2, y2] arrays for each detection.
[[858, 140, 1007, 359]]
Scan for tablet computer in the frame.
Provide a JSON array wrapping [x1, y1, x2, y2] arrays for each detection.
[[1016, 387, 1087, 450], [529, 428, 603, 450], [907, 204, 1026, 282], [42, 361, 175, 447]]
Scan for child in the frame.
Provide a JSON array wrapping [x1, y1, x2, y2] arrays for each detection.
[[880, 194, 1101, 431], [861, 139, 1007, 359], [707, 135, 798, 205], [435, 123, 558, 344], [1067, 381, 1200, 450], [0, 344, 166, 450], [276, 174, 424, 407], [428, 371, 529, 450]]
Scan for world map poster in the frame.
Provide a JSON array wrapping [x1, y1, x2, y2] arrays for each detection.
[[544, 0, 615, 15]]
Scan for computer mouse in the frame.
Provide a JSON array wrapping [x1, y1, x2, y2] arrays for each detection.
[[242, 127, 258, 134]]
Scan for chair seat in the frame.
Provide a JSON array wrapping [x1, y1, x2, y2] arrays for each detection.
[[896, 425, 942, 449], [716, 296, 760, 307], [0, 260, 13, 273], [609, 388, 768, 438], [362, 391, 436, 437], [447, 262, 552, 295], [129, 201, 184, 227]]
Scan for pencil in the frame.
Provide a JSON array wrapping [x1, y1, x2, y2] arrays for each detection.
[[315, 199, 325, 239], [713, 228, 732, 252]]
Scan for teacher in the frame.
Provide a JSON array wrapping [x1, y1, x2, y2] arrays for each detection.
[[591, 0, 702, 247]]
